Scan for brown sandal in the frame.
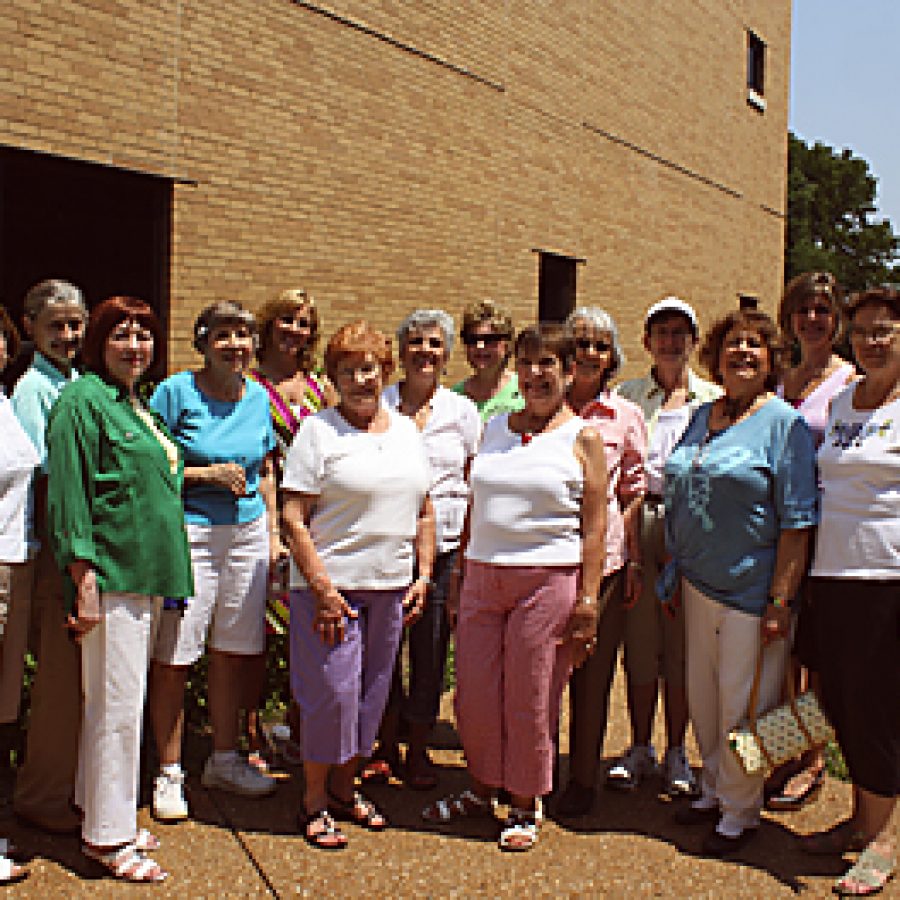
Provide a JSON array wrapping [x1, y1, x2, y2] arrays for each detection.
[[327, 789, 388, 831]]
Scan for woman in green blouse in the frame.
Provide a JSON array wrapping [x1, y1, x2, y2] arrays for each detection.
[[46, 296, 193, 884], [451, 300, 524, 422]]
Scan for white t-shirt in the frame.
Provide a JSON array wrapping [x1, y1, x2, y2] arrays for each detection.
[[382, 384, 481, 554], [0, 394, 40, 563], [811, 386, 900, 579], [466, 414, 587, 566], [282, 406, 431, 590], [645, 405, 693, 496]]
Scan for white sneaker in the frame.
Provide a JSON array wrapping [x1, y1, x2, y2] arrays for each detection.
[[606, 745, 658, 791], [201, 754, 276, 798], [663, 746, 698, 796], [153, 769, 189, 821]]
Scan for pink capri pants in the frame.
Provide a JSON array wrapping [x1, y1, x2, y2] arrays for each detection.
[[455, 561, 577, 798]]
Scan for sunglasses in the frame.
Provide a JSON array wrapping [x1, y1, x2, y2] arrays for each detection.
[[406, 336, 445, 350], [575, 337, 612, 353], [277, 315, 312, 329], [462, 333, 506, 347]]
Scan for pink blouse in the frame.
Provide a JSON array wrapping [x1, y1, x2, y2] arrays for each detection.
[[777, 361, 856, 447], [580, 391, 648, 575]]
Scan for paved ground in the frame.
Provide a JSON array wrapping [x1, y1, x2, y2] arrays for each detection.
[[2, 664, 863, 898]]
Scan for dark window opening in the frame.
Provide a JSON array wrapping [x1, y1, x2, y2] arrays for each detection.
[[747, 31, 766, 95], [537, 251, 580, 323], [0, 145, 172, 385]]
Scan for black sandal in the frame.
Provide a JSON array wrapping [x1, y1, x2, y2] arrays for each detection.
[[297, 805, 348, 850], [327, 788, 388, 831]]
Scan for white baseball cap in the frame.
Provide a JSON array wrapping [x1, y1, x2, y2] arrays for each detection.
[[644, 296, 699, 334]]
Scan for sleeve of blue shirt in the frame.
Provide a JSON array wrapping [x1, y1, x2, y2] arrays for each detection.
[[149, 377, 176, 429], [11, 381, 50, 469], [773, 415, 819, 530]]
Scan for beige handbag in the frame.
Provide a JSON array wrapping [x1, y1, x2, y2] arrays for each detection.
[[728, 644, 835, 777]]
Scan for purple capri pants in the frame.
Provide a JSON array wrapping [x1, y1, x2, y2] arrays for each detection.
[[290, 587, 405, 765]]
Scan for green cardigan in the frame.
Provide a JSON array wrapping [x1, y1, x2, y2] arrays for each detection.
[[46, 372, 194, 608]]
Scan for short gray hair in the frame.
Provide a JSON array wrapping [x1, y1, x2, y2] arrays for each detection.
[[193, 300, 258, 353], [396, 309, 455, 355], [565, 306, 626, 378], [23, 279, 86, 321]]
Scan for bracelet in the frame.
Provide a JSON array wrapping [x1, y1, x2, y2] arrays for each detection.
[[578, 594, 595, 607], [769, 594, 788, 608]]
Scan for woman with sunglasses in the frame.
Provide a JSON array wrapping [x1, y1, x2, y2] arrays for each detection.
[[763, 272, 856, 812], [451, 300, 524, 422], [556, 307, 648, 816], [369, 310, 481, 788]]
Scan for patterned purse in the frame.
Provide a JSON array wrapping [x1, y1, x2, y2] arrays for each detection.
[[728, 644, 835, 777]]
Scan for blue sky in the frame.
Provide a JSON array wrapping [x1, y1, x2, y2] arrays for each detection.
[[790, 1, 899, 231]]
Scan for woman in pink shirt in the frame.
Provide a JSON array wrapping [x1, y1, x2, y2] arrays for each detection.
[[765, 272, 856, 812], [557, 307, 647, 816]]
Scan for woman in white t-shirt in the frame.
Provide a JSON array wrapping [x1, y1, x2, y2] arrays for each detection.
[[801, 288, 899, 896], [422, 324, 607, 852], [372, 309, 481, 789], [281, 321, 434, 850], [0, 308, 36, 884]]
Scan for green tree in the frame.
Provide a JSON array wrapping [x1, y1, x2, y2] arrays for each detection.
[[786, 132, 898, 290]]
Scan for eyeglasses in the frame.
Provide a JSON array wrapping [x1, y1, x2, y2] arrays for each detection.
[[406, 336, 445, 350], [109, 325, 154, 344], [277, 315, 312, 329], [847, 323, 898, 344], [574, 337, 612, 353], [462, 333, 506, 347], [794, 303, 833, 318]]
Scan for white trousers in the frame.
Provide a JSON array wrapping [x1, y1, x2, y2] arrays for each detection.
[[683, 580, 789, 837], [77, 593, 161, 846]]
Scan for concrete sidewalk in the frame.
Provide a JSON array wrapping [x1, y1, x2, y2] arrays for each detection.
[[4, 666, 852, 898]]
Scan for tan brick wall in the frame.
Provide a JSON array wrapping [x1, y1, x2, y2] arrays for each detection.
[[0, 0, 790, 382]]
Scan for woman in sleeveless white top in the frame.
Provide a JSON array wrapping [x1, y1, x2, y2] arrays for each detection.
[[802, 288, 899, 895], [422, 325, 608, 852]]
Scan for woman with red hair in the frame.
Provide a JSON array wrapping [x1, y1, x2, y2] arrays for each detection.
[[46, 297, 193, 883]]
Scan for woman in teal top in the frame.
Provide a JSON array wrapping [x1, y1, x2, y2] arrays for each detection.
[[664, 309, 817, 858], [47, 296, 192, 884], [451, 300, 523, 422]]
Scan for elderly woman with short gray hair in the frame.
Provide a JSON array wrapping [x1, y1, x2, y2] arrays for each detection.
[[557, 306, 648, 816], [367, 309, 481, 788]]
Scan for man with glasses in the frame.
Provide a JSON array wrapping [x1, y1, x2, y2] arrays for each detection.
[[611, 296, 720, 796]]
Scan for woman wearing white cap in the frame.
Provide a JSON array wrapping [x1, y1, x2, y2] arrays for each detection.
[[611, 297, 720, 797]]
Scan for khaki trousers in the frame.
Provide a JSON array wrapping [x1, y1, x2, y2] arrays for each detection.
[[13, 542, 81, 828], [567, 569, 626, 788], [0, 560, 35, 723]]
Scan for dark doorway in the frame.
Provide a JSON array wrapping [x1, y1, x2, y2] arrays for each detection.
[[0, 144, 172, 339], [537, 250, 581, 323]]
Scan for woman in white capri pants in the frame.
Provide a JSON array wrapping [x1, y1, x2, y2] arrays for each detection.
[[47, 296, 194, 883]]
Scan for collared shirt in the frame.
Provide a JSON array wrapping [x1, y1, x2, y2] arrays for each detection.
[[11, 352, 79, 472], [0, 392, 40, 562], [46, 373, 194, 608], [614, 368, 720, 442], [579, 391, 647, 575], [382, 384, 482, 554]]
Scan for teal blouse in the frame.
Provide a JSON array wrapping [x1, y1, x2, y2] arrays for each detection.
[[46, 373, 194, 608]]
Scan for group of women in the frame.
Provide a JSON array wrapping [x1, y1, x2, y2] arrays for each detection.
[[0, 278, 895, 896]]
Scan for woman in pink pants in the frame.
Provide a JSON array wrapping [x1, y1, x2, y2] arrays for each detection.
[[422, 324, 607, 851]]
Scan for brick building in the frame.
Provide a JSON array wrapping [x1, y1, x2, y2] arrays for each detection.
[[0, 1, 790, 377]]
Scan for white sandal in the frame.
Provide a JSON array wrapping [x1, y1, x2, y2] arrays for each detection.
[[83, 841, 168, 883], [0, 854, 27, 884], [499, 807, 539, 852], [421, 790, 494, 824], [135, 828, 161, 852]]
